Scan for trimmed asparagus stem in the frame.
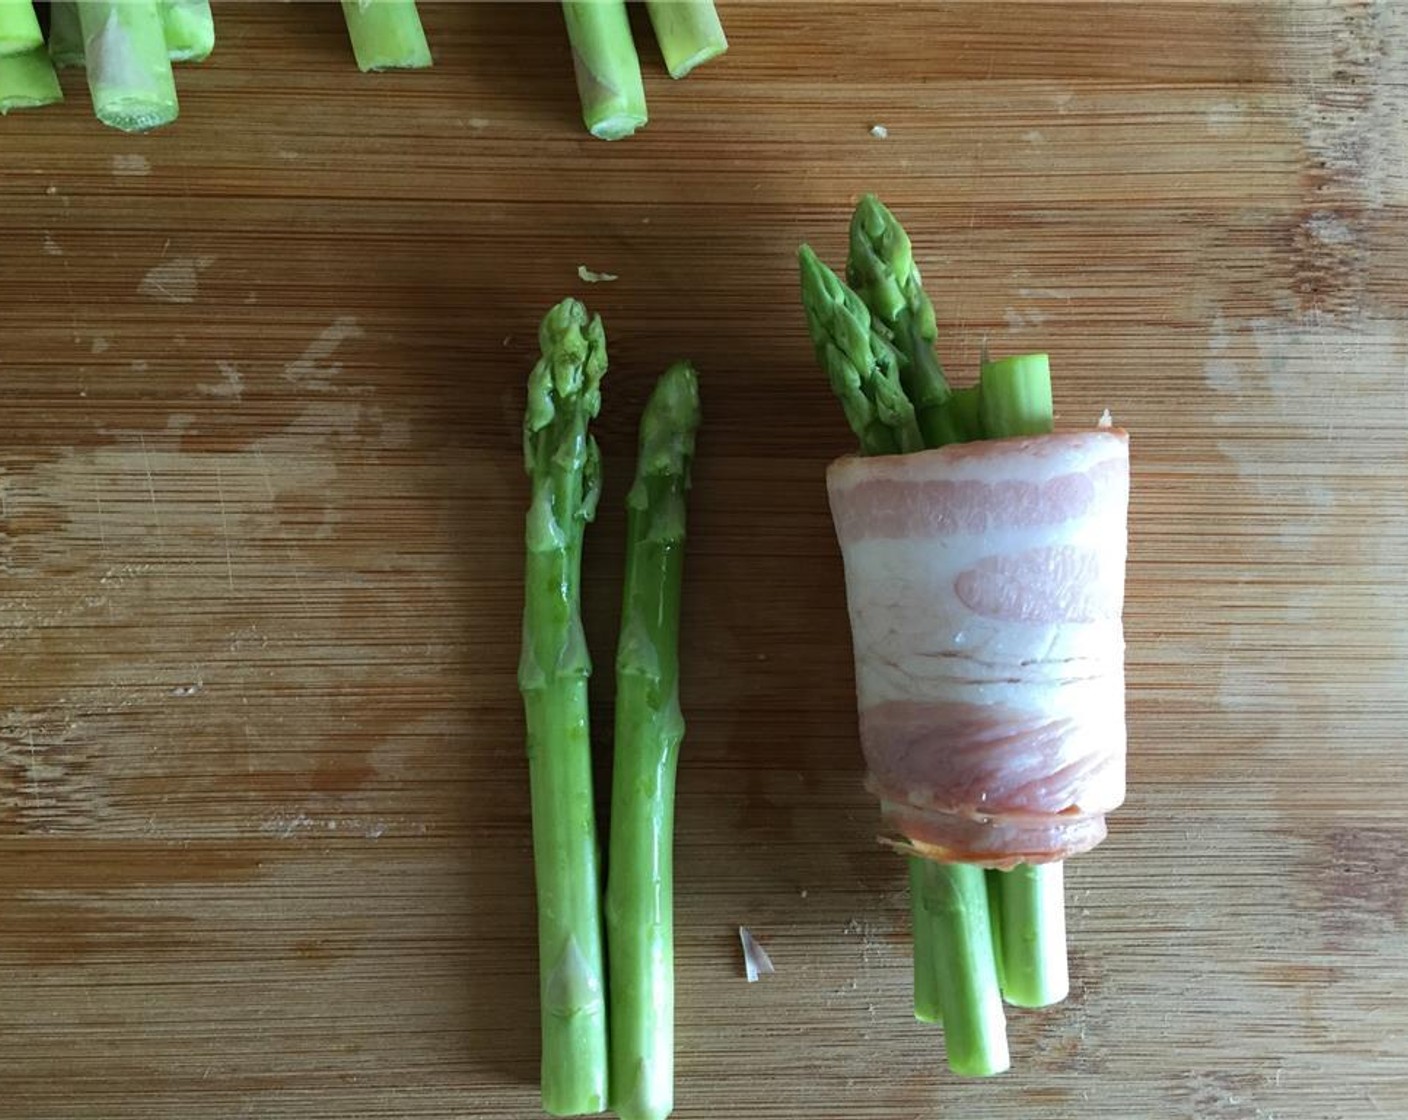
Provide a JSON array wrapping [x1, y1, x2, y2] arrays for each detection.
[[520, 299, 610, 1117], [48, 1, 84, 68], [0, 45, 62, 112], [76, 1, 179, 132], [0, 1, 42, 58], [992, 862, 1069, 1007], [910, 857, 943, 1024], [161, 0, 213, 63], [979, 352, 1054, 438], [606, 362, 700, 1120], [340, 0, 431, 72], [798, 244, 925, 457], [973, 345, 1068, 1009], [914, 860, 1010, 1077], [645, 0, 726, 79], [562, 0, 647, 140]]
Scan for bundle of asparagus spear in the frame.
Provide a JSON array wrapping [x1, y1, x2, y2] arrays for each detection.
[[799, 197, 1131, 1077], [519, 298, 701, 1117], [2, 1, 725, 137]]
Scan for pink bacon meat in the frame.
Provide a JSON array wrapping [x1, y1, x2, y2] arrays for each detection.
[[826, 429, 1130, 868]]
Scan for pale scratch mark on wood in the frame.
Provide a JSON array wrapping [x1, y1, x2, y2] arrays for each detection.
[[27, 730, 40, 817], [286, 547, 311, 616], [215, 464, 235, 594], [92, 480, 108, 556], [253, 447, 277, 504], [138, 434, 164, 542]]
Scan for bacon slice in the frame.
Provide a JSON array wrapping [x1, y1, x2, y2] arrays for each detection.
[[826, 430, 1130, 868]]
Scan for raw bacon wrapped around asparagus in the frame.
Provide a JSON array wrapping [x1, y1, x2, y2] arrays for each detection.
[[799, 197, 1130, 1076]]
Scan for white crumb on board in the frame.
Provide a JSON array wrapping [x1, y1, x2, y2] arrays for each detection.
[[739, 927, 774, 982], [1098, 408, 1113, 429], [869, 124, 889, 139], [577, 265, 618, 284]]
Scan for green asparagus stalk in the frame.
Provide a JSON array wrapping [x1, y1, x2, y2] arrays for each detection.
[[76, 0, 179, 132], [798, 244, 924, 457], [914, 861, 1009, 1076], [991, 862, 1068, 1007], [0, 45, 62, 112], [801, 208, 1013, 1078], [910, 858, 942, 1024], [520, 298, 610, 1117], [645, 0, 727, 79], [161, 0, 214, 63], [606, 362, 701, 1120], [971, 348, 1068, 1009], [0, 1, 42, 58], [562, 0, 647, 140], [978, 352, 1054, 439], [340, 0, 431, 72], [48, 1, 84, 68]]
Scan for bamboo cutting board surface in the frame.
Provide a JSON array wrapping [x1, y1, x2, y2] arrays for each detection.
[[2, 3, 1406, 1118]]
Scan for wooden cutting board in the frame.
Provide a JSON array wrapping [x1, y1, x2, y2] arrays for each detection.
[[3, 4, 1405, 1117]]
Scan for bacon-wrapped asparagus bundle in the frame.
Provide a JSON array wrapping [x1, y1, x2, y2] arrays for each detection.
[[800, 197, 1129, 1075]]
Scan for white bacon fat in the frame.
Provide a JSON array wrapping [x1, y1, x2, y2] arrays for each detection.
[[826, 430, 1130, 867]]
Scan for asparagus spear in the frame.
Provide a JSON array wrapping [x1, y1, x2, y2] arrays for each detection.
[[76, 0, 179, 132], [340, 0, 431, 72], [846, 194, 961, 446], [562, 0, 647, 140], [991, 861, 1068, 1008], [798, 244, 924, 457], [520, 299, 610, 1117], [48, 1, 84, 68], [0, 1, 42, 58], [973, 348, 1069, 1009], [161, 0, 214, 63], [914, 860, 1009, 1076], [0, 45, 62, 112], [606, 362, 700, 1120], [801, 220, 1010, 1078], [645, 0, 727, 79]]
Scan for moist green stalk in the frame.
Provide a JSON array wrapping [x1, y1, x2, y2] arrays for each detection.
[[645, 0, 727, 79], [340, 0, 431, 72], [76, 0, 179, 132], [0, 45, 62, 112], [520, 299, 610, 1116], [0, 0, 42, 58], [562, 0, 647, 140], [606, 363, 700, 1120], [161, 0, 214, 63]]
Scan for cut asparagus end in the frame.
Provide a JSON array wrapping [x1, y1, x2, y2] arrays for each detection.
[[915, 860, 1010, 1077], [0, 45, 63, 112], [0, 0, 43, 58], [563, 0, 647, 139], [978, 352, 1054, 438], [78, 1, 180, 132], [993, 862, 1070, 1008], [161, 0, 214, 63], [340, 0, 431, 72], [48, 1, 85, 68], [645, 0, 727, 79]]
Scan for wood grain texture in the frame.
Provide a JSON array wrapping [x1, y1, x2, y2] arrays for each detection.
[[2, 3, 1406, 1118]]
